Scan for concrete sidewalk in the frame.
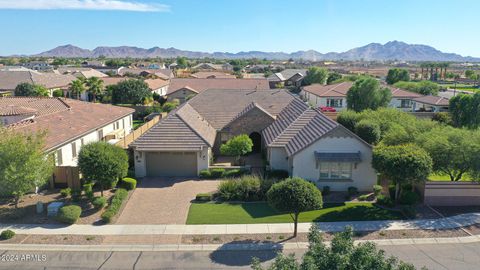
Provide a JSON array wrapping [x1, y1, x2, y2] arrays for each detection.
[[0, 213, 479, 236]]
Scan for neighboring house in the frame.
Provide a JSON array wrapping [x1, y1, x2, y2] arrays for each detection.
[[267, 69, 308, 88], [117, 67, 173, 80], [131, 89, 376, 191], [81, 61, 105, 68], [190, 71, 236, 79], [192, 63, 233, 72], [100, 77, 129, 87], [413, 95, 450, 112], [300, 82, 353, 111], [56, 67, 108, 79], [388, 87, 423, 112], [0, 97, 134, 188], [165, 78, 270, 103], [22, 61, 53, 72], [135, 62, 165, 69], [145, 78, 170, 96], [0, 69, 75, 96]]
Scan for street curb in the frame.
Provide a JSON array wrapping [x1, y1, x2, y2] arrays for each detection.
[[1, 235, 479, 252]]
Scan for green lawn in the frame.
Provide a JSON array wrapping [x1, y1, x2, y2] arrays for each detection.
[[132, 120, 144, 130], [186, 202, 404, 224]]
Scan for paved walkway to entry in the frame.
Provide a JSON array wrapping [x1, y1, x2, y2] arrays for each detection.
[[116, 178, 219, 224], [1, 213, 480, 236]]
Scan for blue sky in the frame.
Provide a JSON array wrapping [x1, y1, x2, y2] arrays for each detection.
[[0, 0, 479, 56]]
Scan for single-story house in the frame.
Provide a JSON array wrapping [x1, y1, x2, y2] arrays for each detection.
[[387, 87, 423, 112], [267, 69, 308, 88], [22, 61, 53, 72], [165, 78, 271, 103], [117, 67, 174, 80], [190, 71, 236, 79], [192, 63, 233, 72], [1, 97, 134, 188], [0, 68, 76, 96], [131, 89, 376, 191], [56, 67, 108, 79], [145, 78, 170, 96], [300, 82, 352, 111], [413, 95, 450, 112]]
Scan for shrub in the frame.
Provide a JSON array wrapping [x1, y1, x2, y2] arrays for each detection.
[[376, 195, 394, 208], [337, 110, 361, 132], [218, 175, 263, 201], [399, 191, 420, 205], [92, 196, 107, 209], [210, 168, 225, 179], [52, 89, 64, 97], [223, 169, 245, 178], [355, 120, 381, 145], [195, 193, 212, 202], [0, 230, 15, 240], [347, 186, 358, 197], [56, 205, 82, 224], [199, 169, 211, 179], [121, 177, 137, 190], [358, 194, 369, 201], [85, 190, 94, 201], [402, 205, 417, 219], [218, 180, 238, 201], [373, 185, 383, 197], [432, 112, 452, 125], [266, 170, 289, 180], [101, 188, 128, 223], [322, 186, 331, 196], [60, 188, 72, 198], [83, 183, 93, 193]]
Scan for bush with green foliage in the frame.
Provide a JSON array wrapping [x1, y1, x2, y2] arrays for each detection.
[[336, 110, 361, 132], [386, 68, 410, 85], [101, 188, 128, 223], [346, 77, 392, 112], [432, 112, 452, 125], [199, 169, 211, 179], [252, 226, 418, 270], [60, 188, 72, 198], [120, 177, 137, 190], [195, 193, 212, 202], [14, 83, 49, 97], [92, 196, 107, 209], [52, 89, 64, 97], [210, 168, 225, 178], [449, 92, 480, 129], [220, 134, 253, 165], [56, 205, 82, 224], [218, 175, 262, 201], [326, 72, 342, 85], [111, 79, 152, 105], [267, 177, 323, 237], [399, 191, 420, 205], [393, 80, 440, 96], [223, 169, 245, 178], [402, 205, 417, 219], [304, 67, 328, 85], [354, 119, 381, 144], [376, 195, 394, 208], [373, 185, 383, 197], [161, 102, 178, 113], [83, 183, 93, 193], [358, 194, 369, 201], [0, 229, 15, 240]]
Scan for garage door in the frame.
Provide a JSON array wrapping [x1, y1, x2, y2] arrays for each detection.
[[146, 152, 198, 177]]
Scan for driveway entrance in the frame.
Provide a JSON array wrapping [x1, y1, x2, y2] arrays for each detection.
[[116, 178, 219, 224]]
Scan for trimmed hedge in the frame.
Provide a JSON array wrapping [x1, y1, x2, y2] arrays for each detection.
[[92, 196, 107, 209], [195, 193, 212, 202], [121, 178, 137, 190], [56, 205, 82, 224], [101, 188, 128, 223], [0, 229, 15, 240], [199, 169, 211, 179], [210, 168, 225, 178], [218, 175, 269, 201]]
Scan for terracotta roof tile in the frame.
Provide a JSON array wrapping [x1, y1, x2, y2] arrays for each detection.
[[167, 78, 270, 95]]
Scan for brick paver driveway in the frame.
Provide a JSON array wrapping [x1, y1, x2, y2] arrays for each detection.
[[116, 178, 219, 224]]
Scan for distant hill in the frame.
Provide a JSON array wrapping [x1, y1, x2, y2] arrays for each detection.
[[32, 41, 480, 62]]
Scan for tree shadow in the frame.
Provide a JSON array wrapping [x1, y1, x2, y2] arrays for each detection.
[[313, 205, 403, 222], [209, 240, 282, 267]]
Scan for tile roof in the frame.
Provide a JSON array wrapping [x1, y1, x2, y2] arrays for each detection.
[[3, 97, 134, 151], [224, 102, 276, 128], [0, 105, 37, 116], [302, 82, 353, 97], [167, 78, 270, 95], [0, 70, 75, 90], [144, 78, 170, 90], [188, 89, 297, 130], [385, 86, 423, 98], [131, 104, 213, 152], [117, 68, 173, 79], [268, 69, 308, 82], [100, 77, 129, 87], [413, 95, 450, 106], [56, 67, 108, 78], [190, 71, 236, 79]]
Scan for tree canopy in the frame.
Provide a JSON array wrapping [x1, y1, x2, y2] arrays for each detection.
[[449, 92, 480, 129], [78, 142, 128, 196], [386, 68, 410, 84], [346, 77, 392, 112], [86, 77, 104, 102], [393, 80, 440, 96], [0, 129, 54, 208], [14, 83, 49, 97], [267, 177, 323, 237], [68, 79, 85, 100], [303, 67, 328, 85], [326, 72, 342, 85], [111, 79, 152, 105], [220, 134, 253, 165]]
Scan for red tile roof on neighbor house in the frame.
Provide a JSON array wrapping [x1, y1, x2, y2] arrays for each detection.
[[2, 97, 134, 151], [413, 95, 450, 106], [388, 87, 423, 98], [167, 78, 270, 95], [302, 82, 353, 97]]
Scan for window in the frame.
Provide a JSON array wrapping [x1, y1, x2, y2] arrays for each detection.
[[319, 162, 352, 179], [56, 149, 63, 165], [399, 99, 411, 108], [327, 99, 343, 108], [71, 142, 77, 158], [98, 129, 104, 141]]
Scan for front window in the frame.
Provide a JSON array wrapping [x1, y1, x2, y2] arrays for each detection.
[[399, 99, 411, 108], [327, 99, 343, 108], [319, 162, 352, 179]]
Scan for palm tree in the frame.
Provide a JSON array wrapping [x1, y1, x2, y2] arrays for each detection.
[[86, 77, 104, 102], [68, 79, 85, 100]]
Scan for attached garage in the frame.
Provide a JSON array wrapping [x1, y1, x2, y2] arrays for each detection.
[[145, 152, 198, 177]]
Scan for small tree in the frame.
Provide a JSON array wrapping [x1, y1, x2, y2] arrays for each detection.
[[14, 82, 49, 97], [86, 77, 104, 102], [303, 67, 328, 85], [372, 144, 432, 202], [111, 79, 151, 105], [68, 79, 85, 100], [346, 77, 392, 112], [0, 129, 54, 208], [267, 177, 323, 237], [220, 134, 253, 165], [386, 68, 410, 85], [354, 119, 381, 145], [326, 72, 342, 85], [78, 142, 128, 196]]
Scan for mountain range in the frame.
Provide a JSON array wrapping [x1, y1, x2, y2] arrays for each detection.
[[31, 41, 480, 62]]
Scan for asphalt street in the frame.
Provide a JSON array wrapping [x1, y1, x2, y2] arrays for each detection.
[[1, 242, 479, 270]]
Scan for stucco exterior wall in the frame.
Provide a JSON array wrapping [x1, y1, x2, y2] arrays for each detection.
[[268, 147, 290, 172], [223, 106, 275, 137], [290, 132, 376, 192], [167, 88, 196, 103], [134, 150, 147, 178], [389, 98, 414, 112], [300, 91, 347, 111]]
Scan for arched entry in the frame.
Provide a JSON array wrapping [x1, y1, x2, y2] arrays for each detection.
[[249, 132, 262, 153]]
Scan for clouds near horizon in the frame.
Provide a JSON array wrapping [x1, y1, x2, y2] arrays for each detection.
[[0, 0, 169, 12]]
